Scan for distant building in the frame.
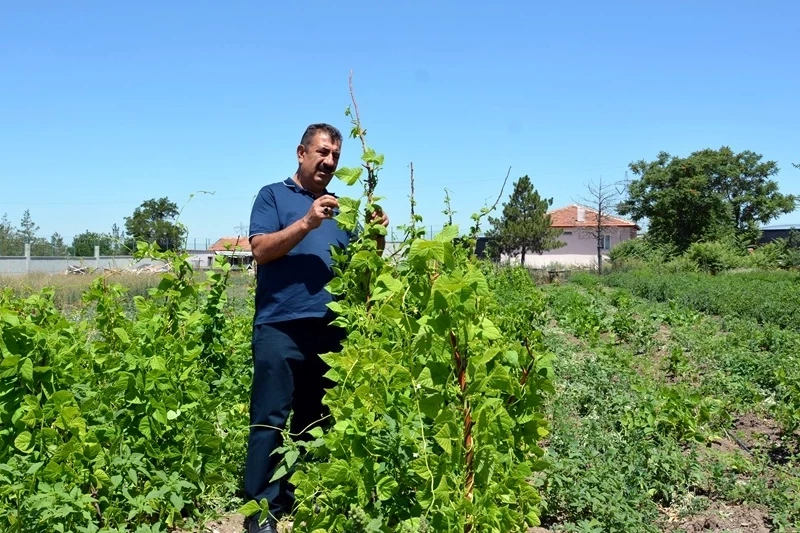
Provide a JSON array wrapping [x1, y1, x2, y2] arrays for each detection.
[[547, 204, 640, 255], [481, 204, 641, 268], [208, 236, 254, 270], [757, 224, 799, 245]]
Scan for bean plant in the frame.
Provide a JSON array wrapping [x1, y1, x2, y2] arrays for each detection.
[[243, 83, 554, 532]]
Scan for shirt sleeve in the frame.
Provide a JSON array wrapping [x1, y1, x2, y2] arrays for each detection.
[[249, 186, 280, 239]]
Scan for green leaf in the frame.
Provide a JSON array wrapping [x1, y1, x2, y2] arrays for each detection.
[[434, 421, 456, 455], [113, 327, 130, 344], [2, 312, 20, 327], [19, 358, 33, 382], [169, 493, 184, 511], [14, 431, 33, 453], [376, 475, 399, 500], [479, 317, 503, 340], [237, 500, 262, 517], [434, 224, 459, 242], [270, 464, 288, 482], [334, 166, 363, 186]]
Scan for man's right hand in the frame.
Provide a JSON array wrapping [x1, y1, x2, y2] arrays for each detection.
[[303, 195, 339, 229]]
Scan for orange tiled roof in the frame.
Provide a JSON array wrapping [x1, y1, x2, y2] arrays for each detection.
[[209, 237, 252, 252], [548, 205, 640, 229]]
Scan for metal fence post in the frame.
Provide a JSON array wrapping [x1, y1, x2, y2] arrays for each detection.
[[25, 243, 31, 273], [95, 245, 100, 270]]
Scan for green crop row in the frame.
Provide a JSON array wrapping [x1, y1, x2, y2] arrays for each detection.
[[0, 246, 252, 533], [599, 269, 800, 332]]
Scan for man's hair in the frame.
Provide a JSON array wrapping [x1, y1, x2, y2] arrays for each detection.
[[300, 123, 343, 148]]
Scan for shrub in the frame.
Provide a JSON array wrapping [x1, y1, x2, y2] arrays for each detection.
[[608, 237, 674, 265], [684, 241, 744, 275]]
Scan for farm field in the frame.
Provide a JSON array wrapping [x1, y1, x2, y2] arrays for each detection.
[[1, 259, 798, 532]]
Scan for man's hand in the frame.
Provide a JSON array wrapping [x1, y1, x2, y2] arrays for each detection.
[[368, 208, 389, 255], [303, 195, 339, 230], [369, 208, 389, 228]]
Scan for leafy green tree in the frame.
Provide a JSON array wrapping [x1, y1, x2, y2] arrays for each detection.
[[620, 147, 797, 251], [124, 198, 186, 252], [70, 231, 116, 256], [486, 175, 564, 264]]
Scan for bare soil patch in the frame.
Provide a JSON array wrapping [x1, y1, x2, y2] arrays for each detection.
[[662, 501, 770, 532], [174, 514, 295, 533], [731, 413, 782, 452]]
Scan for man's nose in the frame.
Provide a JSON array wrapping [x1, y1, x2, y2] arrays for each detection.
[[323, 154, 336, 168]]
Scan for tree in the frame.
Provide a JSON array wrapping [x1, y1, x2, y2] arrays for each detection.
[[18, 209, 39, 244], [486, 175, 564, 264], [70, 231, 116, 256], [576, 177, 621, 275], [0, 213, 22, 255], [49, 233, 69, 256], [619, 147, 797, 251], [124, 198, 187, 252]]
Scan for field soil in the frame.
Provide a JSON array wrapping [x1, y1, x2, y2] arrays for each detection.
[[662, 502, 771, 532]]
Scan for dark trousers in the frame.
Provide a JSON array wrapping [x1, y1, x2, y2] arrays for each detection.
[[244, 317, 345, 518]]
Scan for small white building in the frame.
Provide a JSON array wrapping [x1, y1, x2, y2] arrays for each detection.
[[501, 204, 640, 268], [208, 236, 254, 270]]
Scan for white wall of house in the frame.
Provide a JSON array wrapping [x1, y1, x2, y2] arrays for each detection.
[[542, 226, 636, 255], [499, 253, 606, 269], [496, 226, 638, 268]]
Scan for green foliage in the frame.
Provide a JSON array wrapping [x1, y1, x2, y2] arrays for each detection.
[[124, 198, 187, 252], [541, 280, 800, 530], [602, 269, 800, 332], [264, 109, 553, 532], [18, 209, 39, 244], [749, 230, 800, 270], [0, 211, 70, 257], [0, 246, 252, 532], [684, 240, 745, 275], [619, 147, 797, 251], [70, 231, 119, 257], [485, 175, 565, 265], [608, 236, 675, 265]]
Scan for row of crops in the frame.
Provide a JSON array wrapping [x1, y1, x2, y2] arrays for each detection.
[[3, 249, 799, 531], [535, 271, 799, 530], [1, 232, 559, 532], [1, 248, 255, 532]]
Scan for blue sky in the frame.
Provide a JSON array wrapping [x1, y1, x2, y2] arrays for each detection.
[[1, 1, 798, 247]]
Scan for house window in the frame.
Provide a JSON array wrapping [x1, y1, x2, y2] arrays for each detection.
[[208, 256, 213, 267], [563, 231, 573, 235], [601, 235, 611, 250]]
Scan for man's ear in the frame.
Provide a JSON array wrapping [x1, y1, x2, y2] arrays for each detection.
[[297, 144, 306, 163]]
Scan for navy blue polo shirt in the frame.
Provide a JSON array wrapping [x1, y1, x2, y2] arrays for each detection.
[[249, 178, 351, 325]]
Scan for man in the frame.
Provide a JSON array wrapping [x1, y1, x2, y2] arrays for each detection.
[[245, 123, 388, 533]]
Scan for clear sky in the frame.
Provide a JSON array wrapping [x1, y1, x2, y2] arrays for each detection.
[[1, 1, 798, 247]]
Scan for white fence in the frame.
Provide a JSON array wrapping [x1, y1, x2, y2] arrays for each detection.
[[0, 245, 167, 275]]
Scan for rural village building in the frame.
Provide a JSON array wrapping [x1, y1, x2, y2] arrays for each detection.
[[199, 237, 254, 270], [497, 204, 640, 269]]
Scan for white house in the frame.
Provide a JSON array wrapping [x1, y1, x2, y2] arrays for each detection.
[[501, 204, 640, 268]]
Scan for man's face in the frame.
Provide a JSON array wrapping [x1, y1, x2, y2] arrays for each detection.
[[297, 132, 341, 194]]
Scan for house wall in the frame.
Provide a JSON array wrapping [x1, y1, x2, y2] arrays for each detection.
[[499, 253, 607, 269], [541, 226, 637, 255]]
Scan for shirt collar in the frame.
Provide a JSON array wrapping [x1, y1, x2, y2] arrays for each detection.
[[283, 177, 338, 198]]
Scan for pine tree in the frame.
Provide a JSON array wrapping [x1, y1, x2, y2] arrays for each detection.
[[486, 175, 564, 264]]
